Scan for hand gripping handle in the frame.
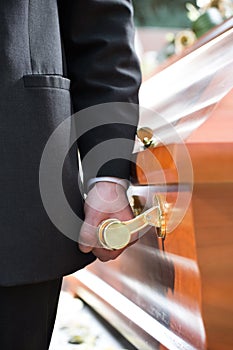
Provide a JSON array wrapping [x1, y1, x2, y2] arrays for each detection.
[[97, 195, 166, 250]]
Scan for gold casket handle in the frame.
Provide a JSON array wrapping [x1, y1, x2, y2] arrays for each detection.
[[97, 195, 166, 250]]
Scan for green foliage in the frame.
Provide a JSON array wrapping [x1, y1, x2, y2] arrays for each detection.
[[132, 0, 196, 27]]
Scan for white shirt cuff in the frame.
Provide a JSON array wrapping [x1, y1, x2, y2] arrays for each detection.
[[87, 177, 129, 192]]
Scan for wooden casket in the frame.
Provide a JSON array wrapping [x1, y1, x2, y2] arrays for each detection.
[[67, 20, 233, 350]]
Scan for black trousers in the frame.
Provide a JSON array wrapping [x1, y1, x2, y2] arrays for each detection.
[[0, 278, 62, 350]]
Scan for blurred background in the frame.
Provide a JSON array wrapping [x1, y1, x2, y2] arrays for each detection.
[[133, 0, 194, 27], [133, 0, 233, 78]]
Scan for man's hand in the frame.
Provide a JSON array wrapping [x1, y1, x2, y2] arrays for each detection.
[[79, 181, 135, 261]]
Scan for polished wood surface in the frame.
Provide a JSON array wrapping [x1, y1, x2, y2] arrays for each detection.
[[189, 91, 233, 350], [65, 25, 233, 350], [192, 183, 233, 350], [136, 89, 233, 185], [133, 89, 233, 349], [67, 92, 233, 350]]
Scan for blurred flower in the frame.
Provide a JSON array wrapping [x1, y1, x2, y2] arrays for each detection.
[[216, 0, 233, 17], [149, 0, 233, 65], [174, 29, 197, 53], [187, 0, 233, 20], [186, 2, 201, 21]]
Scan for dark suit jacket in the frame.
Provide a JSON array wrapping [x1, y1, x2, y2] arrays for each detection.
[[0, 0, 141, 286]]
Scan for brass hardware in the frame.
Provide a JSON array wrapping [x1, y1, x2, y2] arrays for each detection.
[[130, 195, 144, 216], [137, 127, 157, 148], [97, 195, 167, 250]]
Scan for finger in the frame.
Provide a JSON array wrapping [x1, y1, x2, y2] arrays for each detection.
[[92, 247, 123, 262], [79, 243, 92, 253], [78, 220, 99, 252]]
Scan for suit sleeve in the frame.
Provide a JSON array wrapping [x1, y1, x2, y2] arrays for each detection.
[[58, 0, 141, 186]]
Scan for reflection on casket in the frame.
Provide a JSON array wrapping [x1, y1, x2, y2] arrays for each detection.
[[68, 19, 233, 350]]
